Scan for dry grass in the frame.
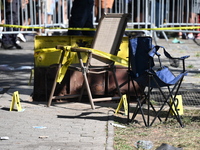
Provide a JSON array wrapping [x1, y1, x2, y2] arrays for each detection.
[[114, 107, 200, 150]]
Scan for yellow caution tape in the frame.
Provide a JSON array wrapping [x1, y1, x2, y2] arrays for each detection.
[[59, 46, 129, 67], [77, 47, 128, 67], [34, 47, 73, 83], [54, 45, 128, 83], [0, 24, 96, 30], [56, 53, 75, 83], [126, 26, 200, 31], [56, 46, 75, 83], [0, 24, 200, 31]]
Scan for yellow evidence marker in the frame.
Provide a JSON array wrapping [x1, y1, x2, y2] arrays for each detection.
[[115, 94, 128, 116], [10, 91, 23, 112], [170, 95, 184, 116]]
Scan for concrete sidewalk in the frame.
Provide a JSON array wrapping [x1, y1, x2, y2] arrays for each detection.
[[0, 37, 200, 150], [0, 91, 115, 150], [0, 41, 115, 150]]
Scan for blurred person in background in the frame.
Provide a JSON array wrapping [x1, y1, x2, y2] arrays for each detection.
[[0, 0, 5, 40], [183, 0, 199, 39], [95, 0, 114, 22], [1, 0, 23, 49], [68, 0, 95, 36], [17, 0, 29, 43], [170, 0, 200, 39]]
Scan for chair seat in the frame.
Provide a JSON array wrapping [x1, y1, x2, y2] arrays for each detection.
[[148, 67, 188, 88]]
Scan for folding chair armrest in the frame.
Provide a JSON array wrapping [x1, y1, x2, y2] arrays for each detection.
[[72, 47, 115, 62], [71, 47, 128, 66], [180, 55, 190, 60], [56, 45, 65, 50], [56, 45, 72, 51], [168, 55, 190, 61], [56, 45, 70, 51], [169, 55, 190, 71], [71, 47, 92, 53]]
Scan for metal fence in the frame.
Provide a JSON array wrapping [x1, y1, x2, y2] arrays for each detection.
[[0, 0, 199, 37]]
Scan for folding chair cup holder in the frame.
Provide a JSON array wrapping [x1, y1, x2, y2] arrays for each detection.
[[47, 13, 131, 109], [128, 36, 189, 127]]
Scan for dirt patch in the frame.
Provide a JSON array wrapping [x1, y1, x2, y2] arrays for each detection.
[[113, 105, 200, 150]]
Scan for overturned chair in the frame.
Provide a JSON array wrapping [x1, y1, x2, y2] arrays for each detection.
[[128, 36, 190, 127], [48, 13, 130, 109]]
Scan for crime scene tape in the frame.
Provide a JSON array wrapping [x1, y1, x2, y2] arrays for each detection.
[[76, 47, 129, 67], [35, 46, 128, 83], [34, 47, 73, 83], [56, 46, 128, 83], [56, 46, 75, 83], [0, 24, 200, 31], [56, 53, 75, 83]]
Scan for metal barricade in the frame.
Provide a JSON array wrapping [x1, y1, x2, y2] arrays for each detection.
[[0, 0, 72, 35], [156, 0, 200, 39], [0, 0, 199, 37]]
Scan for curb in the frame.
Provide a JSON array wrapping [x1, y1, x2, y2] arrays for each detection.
[[106, 110, 115, 150]]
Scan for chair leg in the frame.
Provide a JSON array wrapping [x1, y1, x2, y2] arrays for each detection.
[[130, 97, 148, 126], [165, 81, 184, 127], [166, 99, 184, 127], [150, 79, 184, 127], [82, 71, 95, 109], [47, 64, 61, 107]]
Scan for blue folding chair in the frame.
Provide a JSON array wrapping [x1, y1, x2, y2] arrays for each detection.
[[128, 36, 190, 127]]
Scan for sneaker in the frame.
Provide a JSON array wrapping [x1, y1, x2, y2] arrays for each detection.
[[188, 33, 194, 39], [0, 27, 3, 40], [17, 33, 26, 42], [182, 33, 188, 39], [16, 40, 20, 44], [14, 43, 23, 49]]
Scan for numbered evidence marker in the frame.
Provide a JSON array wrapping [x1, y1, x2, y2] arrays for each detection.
[[170, 95, 184, 116], [115, 94, 128, 116], [10, 91, 23, 112]]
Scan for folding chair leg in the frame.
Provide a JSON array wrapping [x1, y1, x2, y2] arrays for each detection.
[[47, 64, 61, 107], [149, 102, 162, 121], [82, 71, 95, 109], [166, 101, 184, 127], [47, 48, 66, 107], [130, 101, 140, 122], [165, 82, 184, 127], [130, 98, 148, 126], [47, 79, 56, 107]]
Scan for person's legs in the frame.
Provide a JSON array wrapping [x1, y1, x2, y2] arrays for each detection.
[[95, 0, 113, 22], [2, 6, 22, 49], [2, 13, 15, 48], [182, 0, 197, 39], [82, 0, 95, 36], [68, 0, 94, 35]]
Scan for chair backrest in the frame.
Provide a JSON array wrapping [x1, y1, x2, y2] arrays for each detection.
[[90, 13, 130, 66], [129, 36, 154, 78]]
